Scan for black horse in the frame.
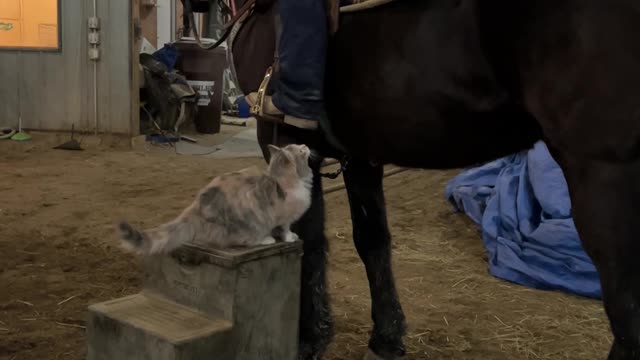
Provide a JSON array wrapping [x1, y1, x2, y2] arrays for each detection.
[[227, 0, 640, 359]]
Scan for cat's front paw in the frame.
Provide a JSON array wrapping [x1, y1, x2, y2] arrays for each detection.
[[284, 231, 299, 243], [259, 236, 277, 245]]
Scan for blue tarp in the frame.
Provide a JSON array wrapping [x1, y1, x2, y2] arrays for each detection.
[[445, 141, 602, 299]]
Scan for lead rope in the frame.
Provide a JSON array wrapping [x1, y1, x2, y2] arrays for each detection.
[[320, 156, 351, 179]]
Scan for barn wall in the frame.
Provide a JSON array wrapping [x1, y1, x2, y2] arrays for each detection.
[[140, 2, 158, 47], [0, 0, 137, 135], [95, 0, 135, 134]]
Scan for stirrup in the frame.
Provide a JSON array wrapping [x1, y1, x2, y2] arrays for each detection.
[[251, 67, 286, 124]]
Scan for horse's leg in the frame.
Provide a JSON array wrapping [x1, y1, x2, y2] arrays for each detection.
[[257, 122, 335, 359], [343, 160, 407, 360], [293, 158, 334, 359], [558, 152, 640, 359]]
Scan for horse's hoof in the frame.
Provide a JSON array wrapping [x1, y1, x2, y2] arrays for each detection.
[[297, 345, 323, 360], [363, 349, 405, 360]]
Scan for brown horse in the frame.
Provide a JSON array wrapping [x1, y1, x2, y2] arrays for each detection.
[[226, 0, 640, 359]]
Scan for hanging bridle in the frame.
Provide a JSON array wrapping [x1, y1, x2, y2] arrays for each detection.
[[183, 0, 257, 50]]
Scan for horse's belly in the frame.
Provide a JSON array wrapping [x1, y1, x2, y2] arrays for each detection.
[[333, 103, 540, 169], [326, 0, 541, 168]]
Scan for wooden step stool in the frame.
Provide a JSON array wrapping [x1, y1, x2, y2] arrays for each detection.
[[87, 241, 303, 360]]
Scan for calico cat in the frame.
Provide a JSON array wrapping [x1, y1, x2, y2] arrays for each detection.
[[118, 144, 313, 255]]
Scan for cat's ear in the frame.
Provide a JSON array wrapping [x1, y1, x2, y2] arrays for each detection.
[[267, 145, 281, 159]]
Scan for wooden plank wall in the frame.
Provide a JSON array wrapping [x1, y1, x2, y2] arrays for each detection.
[[95, 0, 134, 134], [0, 50, 19, 127], [0, 0, 136, 135], [140, 3, 158, 47]]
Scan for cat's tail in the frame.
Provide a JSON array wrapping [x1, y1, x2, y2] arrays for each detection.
[[118, 220, 191, 255]]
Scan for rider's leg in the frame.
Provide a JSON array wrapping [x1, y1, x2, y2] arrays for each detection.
[[247, 0, 327, 129], [273, 0, 327, 122]]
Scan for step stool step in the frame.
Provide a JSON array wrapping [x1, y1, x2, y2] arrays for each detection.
[[143, 241, 303, 320], [87, 293, 233, 360]]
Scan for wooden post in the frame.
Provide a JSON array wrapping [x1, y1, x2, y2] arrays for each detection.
[[130, 0, 141, 137]]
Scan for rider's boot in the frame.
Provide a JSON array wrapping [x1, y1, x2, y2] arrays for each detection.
[[246, 0, 327, 131]]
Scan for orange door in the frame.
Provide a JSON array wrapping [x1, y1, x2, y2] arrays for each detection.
[[0, 0, 59, 49]]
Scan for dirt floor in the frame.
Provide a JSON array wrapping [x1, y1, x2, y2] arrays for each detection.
[[0, 134, 611, 360]]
